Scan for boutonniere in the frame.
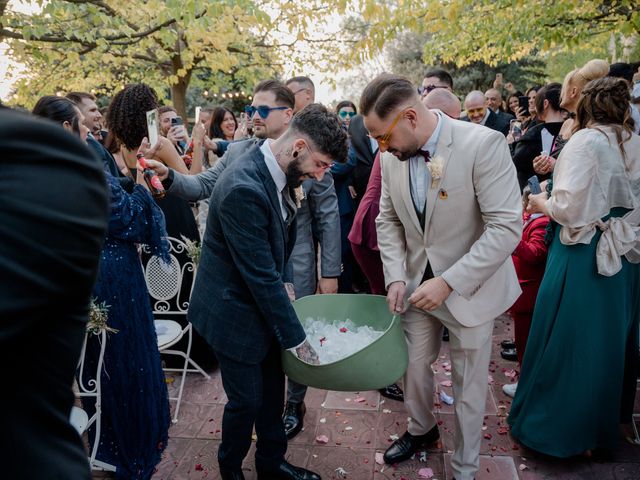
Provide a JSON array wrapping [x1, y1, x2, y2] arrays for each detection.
[[427, 155, 444, 188], [294, 186, 305, 208]]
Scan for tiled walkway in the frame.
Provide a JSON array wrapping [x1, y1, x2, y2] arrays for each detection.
[[150, 315, 640, 480]]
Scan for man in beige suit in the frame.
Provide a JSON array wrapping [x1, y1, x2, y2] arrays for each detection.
[[361, 74, 522, 480]]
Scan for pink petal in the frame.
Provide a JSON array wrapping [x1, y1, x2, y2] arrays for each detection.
[[375, 452, 385, 465], [440, 380, 452, 387], [316, 435, 329, 444], [418, 467, 434, 478]]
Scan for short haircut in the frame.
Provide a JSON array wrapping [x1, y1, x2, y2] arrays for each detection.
[[424, 89, 461, 118], [608, 62, 634, 84], [254, 80, 295, 109], [359, 73, 418, 119], [285, 76, 315, 91], [289, 103, 348, 164], [535, 82, 562, 114], [464, 90, 485, 105], [423, 68, 454, 89], [158, 105, 177, 116], [65, 91, 96, 105]]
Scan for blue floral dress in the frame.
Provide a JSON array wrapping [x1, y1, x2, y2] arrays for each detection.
[[84, 175, 170, 479]]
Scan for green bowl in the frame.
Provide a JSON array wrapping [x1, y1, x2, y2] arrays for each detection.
[[282, 294, 408, 392]]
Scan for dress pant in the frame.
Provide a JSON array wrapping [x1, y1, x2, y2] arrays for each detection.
[[216, 340, 287, 471], [402, 304, 493, 480]]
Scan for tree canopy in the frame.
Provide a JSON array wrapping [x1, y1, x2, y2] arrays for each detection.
[[1, 0, 348, 118]]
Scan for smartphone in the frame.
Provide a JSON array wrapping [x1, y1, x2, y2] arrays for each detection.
[[527, 175, 542, 194], [518, 96, 530, 114], [146, 109, 159, 146], [510, 119, 522, 141], [171, 116, 183, 126], [194, 106, 201, 126]]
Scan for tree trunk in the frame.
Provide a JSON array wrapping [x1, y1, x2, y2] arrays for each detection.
[[170, 79, 189, 123]]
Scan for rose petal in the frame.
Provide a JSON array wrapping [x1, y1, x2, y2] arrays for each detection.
[[418, 467, 434, 478], [316, 435, 329, 444], [497, 427, 509, 435], [519, 464, 528, 471], [440, 380, 452, 387], [375, 452, 385, 465]]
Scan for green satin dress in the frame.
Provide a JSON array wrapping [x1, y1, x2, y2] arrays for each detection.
[[508, 208, 640, 457]]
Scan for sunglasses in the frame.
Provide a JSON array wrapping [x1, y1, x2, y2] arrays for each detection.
[[418, 84, 448, 96], [375, 107, 410, 150], [466, 107, 485, 116], [244, 105, 289, 119], [338, 111, 356, 119]]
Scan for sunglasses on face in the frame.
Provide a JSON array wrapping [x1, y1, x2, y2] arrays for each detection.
[[374, 107, 410, 150], [244, 105, 289, 119], [338, 111, 356, 119], [418, 84, 447, 96], [467, 107, 485, 116]]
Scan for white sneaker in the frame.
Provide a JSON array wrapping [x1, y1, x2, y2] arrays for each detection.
[[502, 382, 518, 398]]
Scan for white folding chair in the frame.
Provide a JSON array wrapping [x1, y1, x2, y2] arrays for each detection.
[[71, 329, 116, 472], [141, 236, 210, 423]]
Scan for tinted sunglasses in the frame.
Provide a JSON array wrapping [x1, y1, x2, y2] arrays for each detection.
[[466, 107, 485, 115], [244, 105, 288, 119], [338, 111, 356, 119], [418, 84, 447, 96]]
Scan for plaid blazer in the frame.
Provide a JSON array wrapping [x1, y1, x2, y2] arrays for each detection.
[[188, 145, 305, 363]]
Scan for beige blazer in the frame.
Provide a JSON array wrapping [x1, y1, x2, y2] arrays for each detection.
[[376, 114, 523, 327]]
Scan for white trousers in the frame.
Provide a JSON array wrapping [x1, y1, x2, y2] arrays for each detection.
[[402, 304, 493, 480]]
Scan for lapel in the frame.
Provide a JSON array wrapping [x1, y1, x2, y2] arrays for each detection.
[[422, 115, 454, 239], [253, 148, 288, 244], [485, 109, 497, 129]]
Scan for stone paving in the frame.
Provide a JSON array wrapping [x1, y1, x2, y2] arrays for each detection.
[[149, 314, 640, 480]]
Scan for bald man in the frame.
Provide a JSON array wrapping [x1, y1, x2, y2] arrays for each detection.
[[423, 89, 462, 119], [463, 91, 511, 136]]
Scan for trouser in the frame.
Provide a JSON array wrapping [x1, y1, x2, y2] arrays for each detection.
[[403, 304, 493, 480], [216, 341, 287, 470]]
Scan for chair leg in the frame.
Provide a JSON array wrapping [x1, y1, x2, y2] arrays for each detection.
[[170, 325, 193, 423]]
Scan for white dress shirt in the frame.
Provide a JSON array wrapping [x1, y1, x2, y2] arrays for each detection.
[[409, 111, 443, 214], [260, 139, 288, 221]]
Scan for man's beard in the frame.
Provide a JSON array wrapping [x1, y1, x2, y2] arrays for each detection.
[[285, 157, 307, 188]]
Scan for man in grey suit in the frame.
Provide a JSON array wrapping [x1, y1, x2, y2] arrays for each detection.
[[145, 80, 341, 440]]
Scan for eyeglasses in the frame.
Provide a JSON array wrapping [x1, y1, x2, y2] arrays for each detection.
[[338, 111, 356, 119], [375, 107, 410, 150], [418, 84, 448, 96], [466, 107, 485, 116], [304, 142, 334, 170], [244, 105, 289, 119]]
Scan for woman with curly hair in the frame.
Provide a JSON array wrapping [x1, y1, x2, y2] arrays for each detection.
[[508, 77, 640, 458], [33, 94, 171, 479]]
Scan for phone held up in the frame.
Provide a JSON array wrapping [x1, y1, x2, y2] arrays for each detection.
[[509, 119, 522, 142], [518, 96, 530, 116], [527, 175, 542, 195]]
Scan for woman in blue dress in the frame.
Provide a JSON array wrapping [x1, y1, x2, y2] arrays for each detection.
[[508, 77, 640, 457], [33, 95, 171, 479]]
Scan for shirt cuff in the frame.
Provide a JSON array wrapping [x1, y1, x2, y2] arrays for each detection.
[[287, 337, 307, 352]]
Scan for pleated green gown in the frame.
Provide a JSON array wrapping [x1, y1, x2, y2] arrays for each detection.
[[508, 208, 640, 457]]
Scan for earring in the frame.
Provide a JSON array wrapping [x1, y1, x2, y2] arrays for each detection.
[[293, 151, 298, 158]]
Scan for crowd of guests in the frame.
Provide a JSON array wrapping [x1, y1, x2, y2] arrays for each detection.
[[1, 56, 639, 480]]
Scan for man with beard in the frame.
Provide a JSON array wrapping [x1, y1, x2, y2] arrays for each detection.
[[189, 104, 347, 480], [361, 74, 521, 480]]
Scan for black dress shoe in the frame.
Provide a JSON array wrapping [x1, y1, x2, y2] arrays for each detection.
[[500, 339, 516, 349], [442, 327, 450, 342], [500, 348, 518, 361], [378, 383, 404, 402], [283, 401, 306, 439], [257, 461, 321, 480], [220, 467, 246, 480], [383, 427, 440, 464]]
